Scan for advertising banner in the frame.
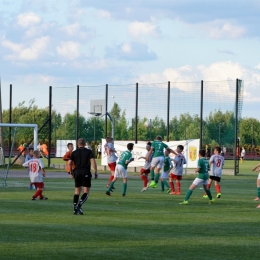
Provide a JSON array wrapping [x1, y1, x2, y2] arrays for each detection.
[[101, 139, 200, 168]]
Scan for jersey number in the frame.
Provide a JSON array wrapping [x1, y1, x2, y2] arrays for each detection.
[[30, 163, 37, 173], [179, 159, 183, 167], [216, 159, 221, 167]]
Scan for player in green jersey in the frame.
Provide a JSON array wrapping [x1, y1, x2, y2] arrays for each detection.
[[106, 143, 134, 196], [160, 150, 173, 193], [180, 149, 214, 205], [146, 136, 176, 188]]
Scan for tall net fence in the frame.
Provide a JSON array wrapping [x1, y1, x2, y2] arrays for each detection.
[[202, 80, 243, 169], [138, 83, 168, 141], [50, 80, 243, 169], [0, 79, 244, 181], [170, 82, 201, 141]]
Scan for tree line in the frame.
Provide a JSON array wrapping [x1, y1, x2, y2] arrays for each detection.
[[1, 100, 259, 153]]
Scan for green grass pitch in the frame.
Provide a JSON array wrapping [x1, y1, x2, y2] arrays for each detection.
[[0, 161, 260, 260]]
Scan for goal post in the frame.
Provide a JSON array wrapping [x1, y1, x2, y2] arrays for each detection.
[[0, 123, 38, 150], [0, 123, 38, 188]]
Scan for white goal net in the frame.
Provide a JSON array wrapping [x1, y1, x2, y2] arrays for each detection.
[[0, 124, 38, 188]]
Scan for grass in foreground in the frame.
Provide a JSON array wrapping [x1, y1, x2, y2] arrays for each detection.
[[0, 172, 260, 260]]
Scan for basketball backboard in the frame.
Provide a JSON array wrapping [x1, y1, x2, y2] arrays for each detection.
[[90, 99, 105, 115]]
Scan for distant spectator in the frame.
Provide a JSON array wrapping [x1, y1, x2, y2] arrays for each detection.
[[37, 143, 42, 151], [41, 143, 48, 158], [17, 143, 26, 156], [85, 142, 92, 150], [97, 143, 102, 159], [222, 146, 226, 156], [240, 147, 246, 163]]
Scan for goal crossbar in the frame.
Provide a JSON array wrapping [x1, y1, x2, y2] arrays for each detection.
[[0, 123, 38, 150]]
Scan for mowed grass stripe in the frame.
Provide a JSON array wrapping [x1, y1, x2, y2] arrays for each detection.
[[1, 172, 260, 260]]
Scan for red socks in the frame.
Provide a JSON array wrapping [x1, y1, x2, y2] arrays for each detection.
[[141, 175, 148, 187], [33, 189, 42, 199], [215, 184, 221, 193], [109, 174, 114, 183], [207, 183, 211, 189], [177, 182, 181, 193], [169, 182, 175, 192]]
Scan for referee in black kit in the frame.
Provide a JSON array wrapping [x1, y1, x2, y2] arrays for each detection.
[[68, 138, 98, 215]]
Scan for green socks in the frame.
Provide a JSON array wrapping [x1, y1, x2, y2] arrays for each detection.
[[206, 189, 213, 200], [184, 189, 193, 201], [163, 180, 170, 189], [161, 182, 165, 191], [107, 182, 114, 192], [123, 183, 127, 195], [257, 187, 260, 198], [150, 169, 155, 180], [155, 173, 160, 183]]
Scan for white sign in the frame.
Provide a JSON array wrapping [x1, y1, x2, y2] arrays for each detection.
[[56, 140, 76, 157], [101, 139, 200, 168]]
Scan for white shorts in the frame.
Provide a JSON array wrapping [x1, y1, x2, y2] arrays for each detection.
[[151, 157, 164, 169], [258, 173, 260, 180], [114, 164, 128, 178], [192, 178, 208, 186]]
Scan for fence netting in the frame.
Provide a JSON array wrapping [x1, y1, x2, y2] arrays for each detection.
[[51, 80, 243, 167]]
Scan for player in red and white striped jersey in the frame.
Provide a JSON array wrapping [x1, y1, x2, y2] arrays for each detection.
[[23, 150, 48, 200]]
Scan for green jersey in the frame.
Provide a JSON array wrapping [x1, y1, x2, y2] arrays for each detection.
[[118, 150, 132, 169], [163, 156, 172, 172], [151, 140, 169, 158], [197, 157, 210, 180]]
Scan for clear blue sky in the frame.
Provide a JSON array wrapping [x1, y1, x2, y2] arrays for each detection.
[[0, 0, 260, 119]]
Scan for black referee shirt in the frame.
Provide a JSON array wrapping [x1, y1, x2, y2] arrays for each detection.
[[70, 148, 94, 172]]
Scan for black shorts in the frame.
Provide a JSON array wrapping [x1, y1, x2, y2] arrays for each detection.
[[74, 169, 92, 188], [209, 176, 221, 182]]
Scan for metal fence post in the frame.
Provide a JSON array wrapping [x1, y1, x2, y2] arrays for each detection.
[[9, 84, 12, 154], [199, 80, 203, 149], [167, 81, 170, 142], [105, 84, 108, 137], [76, 85, 79, 143], [48, 86, 52, 167], [234, 79, 240, 175], [135, 83, 138, 144]]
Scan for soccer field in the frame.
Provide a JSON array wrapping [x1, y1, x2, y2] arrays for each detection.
[[1, 164, 260, 260]]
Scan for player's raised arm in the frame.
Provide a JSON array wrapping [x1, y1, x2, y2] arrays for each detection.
[[168, 147, 178, 156]]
